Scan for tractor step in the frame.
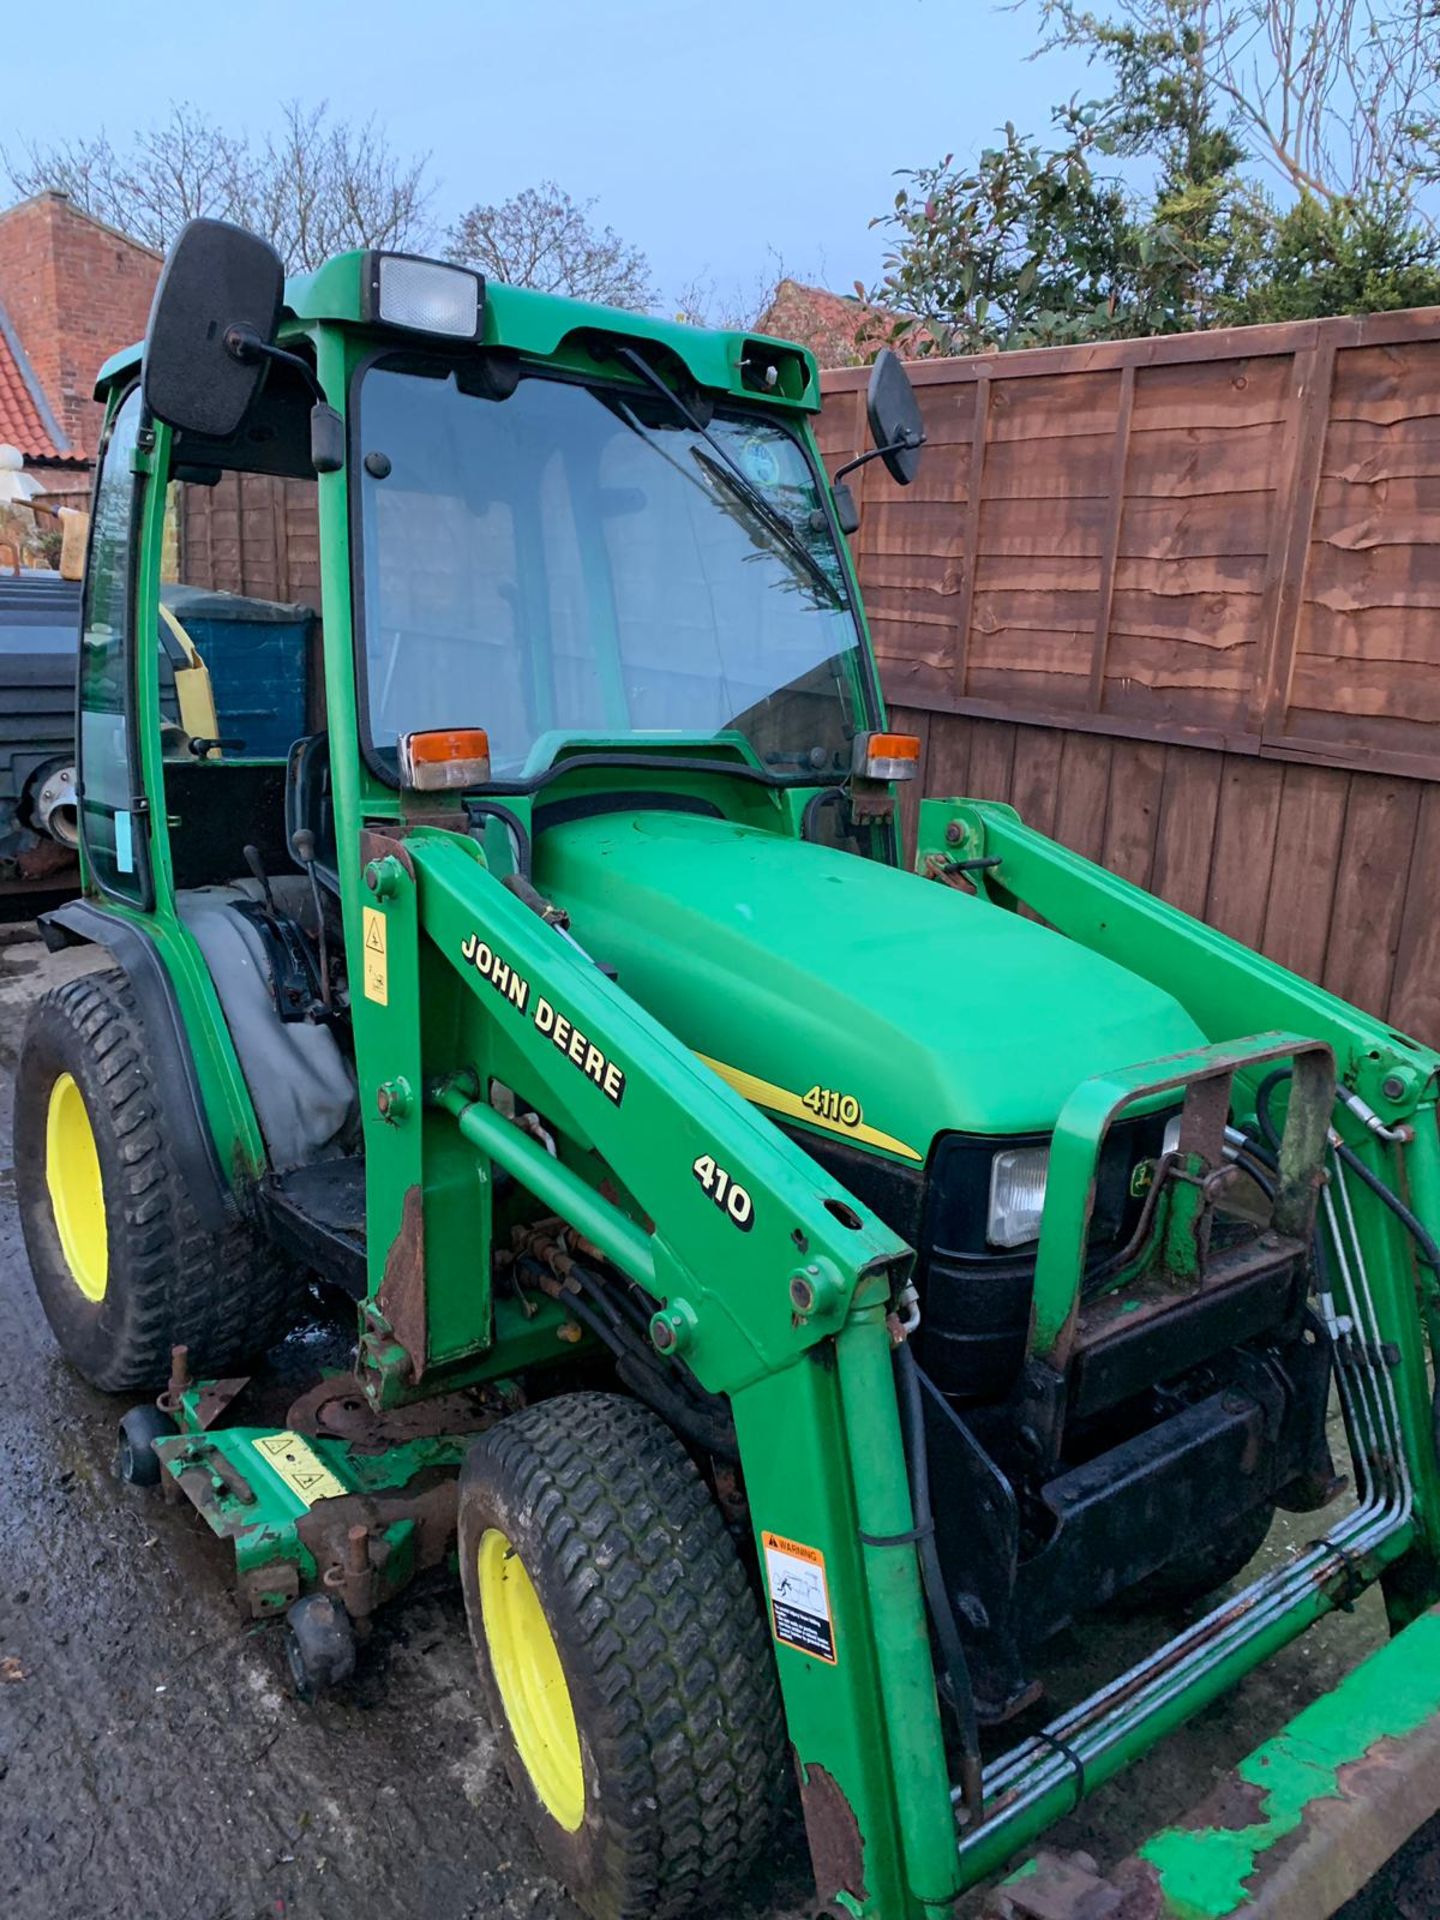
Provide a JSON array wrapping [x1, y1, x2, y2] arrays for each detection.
[[989, 1603, 1440, 1919], [261, 1155, 367, 1295]]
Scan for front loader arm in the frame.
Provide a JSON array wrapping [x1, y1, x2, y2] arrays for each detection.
[[408, 827, 911, 1395], [368, 826, 964, 1918], [920, 798, 1440, 1114]]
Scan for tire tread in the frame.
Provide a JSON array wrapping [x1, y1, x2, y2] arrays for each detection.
[[17, 968, 293, 1389], [464, 1392, 784, 1919]]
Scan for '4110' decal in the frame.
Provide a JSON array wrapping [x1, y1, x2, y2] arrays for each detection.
[[692, 1155, 754, 1231], [802, 1084, 862, 1129]]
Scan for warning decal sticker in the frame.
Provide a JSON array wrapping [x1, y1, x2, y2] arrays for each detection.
[[252, 1431, 348, 1507], [362, 906, 388, 1006], [762, 1531, 836, 1664]]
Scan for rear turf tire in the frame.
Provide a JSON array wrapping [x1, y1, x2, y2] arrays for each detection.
[[458, 1392, 784, 1920], [15, 968, 293, 1392]]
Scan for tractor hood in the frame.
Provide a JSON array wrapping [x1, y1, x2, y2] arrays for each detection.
[[533, 809, 1206, 1163]]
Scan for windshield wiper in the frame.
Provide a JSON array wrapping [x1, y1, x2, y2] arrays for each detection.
[[611, 343, 847, 611]]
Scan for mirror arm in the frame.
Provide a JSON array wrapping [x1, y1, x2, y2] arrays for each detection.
[[833, 430, 926, 487], [224, 326, 344, 474], [225, 326, 326, 404]]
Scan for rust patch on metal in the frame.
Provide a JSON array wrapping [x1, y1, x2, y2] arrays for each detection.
[[15, 837, 77, 882], [286, 1377, 502, 1453], [190, 1378, 251, 1430], [989, 1854, 1166, 1920], [1104, 1711, 1440, 1917], [796, 1755, 868, 1908], [236, 1558, 300, 1618], [1106, 1859, 1165, 1920], [161, 1371, 250, 1430], [359, 826, 416, 877], [376, 1184, 427, 1384], [294, 1475, 459, 1615], [1176, 1775, 1268, 1835]]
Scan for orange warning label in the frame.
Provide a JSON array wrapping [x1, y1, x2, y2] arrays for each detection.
[[762, 1531, 836, 1664]]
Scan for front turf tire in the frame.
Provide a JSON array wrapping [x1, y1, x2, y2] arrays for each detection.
[[16, 968, 293, 1392], [458, 1392, 784, 1920]]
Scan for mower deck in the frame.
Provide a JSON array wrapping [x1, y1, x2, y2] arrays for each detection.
[[151, 1371, 500, 1623]]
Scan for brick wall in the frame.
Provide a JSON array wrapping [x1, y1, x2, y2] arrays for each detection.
[[0, 192, 160, 457]]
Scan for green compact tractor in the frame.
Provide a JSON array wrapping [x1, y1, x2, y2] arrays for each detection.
[[18, 218, 1440, 1920]]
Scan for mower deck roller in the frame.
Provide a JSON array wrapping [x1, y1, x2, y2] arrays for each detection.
[[17, 215, 1440, 1919]]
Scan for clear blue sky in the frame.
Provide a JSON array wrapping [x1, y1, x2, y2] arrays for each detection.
[[3, 0, 1100, 309]]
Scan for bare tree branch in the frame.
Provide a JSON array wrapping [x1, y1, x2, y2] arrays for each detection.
[[1041, 0, 1440, 220], [445, 182, 655, 310], [2, 101, 433, 265]]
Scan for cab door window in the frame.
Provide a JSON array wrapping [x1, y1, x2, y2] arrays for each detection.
[[78, 387, 149, 903]]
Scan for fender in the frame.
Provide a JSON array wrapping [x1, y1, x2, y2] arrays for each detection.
[[40, 898, 234, 1233]]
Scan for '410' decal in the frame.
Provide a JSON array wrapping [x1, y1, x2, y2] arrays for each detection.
[[692, 1155, 754, 1231]]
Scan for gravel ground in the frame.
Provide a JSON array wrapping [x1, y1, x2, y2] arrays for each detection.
[[0, 921, 1435, 1920]]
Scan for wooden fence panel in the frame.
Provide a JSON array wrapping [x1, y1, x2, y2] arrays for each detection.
[[824, 310, 1440, 1039], [823, 306, 1440, 778], [894, 713, 1435, 1040]]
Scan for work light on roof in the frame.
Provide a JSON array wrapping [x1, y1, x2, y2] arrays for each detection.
[[369, 254, 485, 339]]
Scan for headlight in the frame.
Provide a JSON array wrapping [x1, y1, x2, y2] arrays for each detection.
[[987, 1144, 1049, 1249], [366, 253, 484, 338]]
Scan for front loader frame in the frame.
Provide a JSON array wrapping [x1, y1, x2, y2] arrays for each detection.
[[914, 794, 1440, 1911]]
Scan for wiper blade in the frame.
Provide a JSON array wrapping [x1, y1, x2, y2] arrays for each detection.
[[689, 448, 843, 609], [612, 343, 846, 610]]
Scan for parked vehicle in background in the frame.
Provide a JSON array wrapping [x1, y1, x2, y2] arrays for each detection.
[[0, 560, 82, 893]]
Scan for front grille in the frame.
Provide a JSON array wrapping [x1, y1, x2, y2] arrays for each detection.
[[919, 1108, 1179, 1403]]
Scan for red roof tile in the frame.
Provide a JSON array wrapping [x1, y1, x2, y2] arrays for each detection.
[[756, 279, 931, 369], [0, 303, 71, 462]]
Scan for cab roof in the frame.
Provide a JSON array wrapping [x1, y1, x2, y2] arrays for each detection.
[[96, 248, 821, 412]]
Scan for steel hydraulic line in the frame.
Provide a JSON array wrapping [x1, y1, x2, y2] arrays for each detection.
[[958, 1138, 1413, 1843], [966, 1368, 1406, 1831], [964, 1418, 1408, 1837], [969, 1198, 1409, 1821]]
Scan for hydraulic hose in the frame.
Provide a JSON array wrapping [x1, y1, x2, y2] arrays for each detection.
[[800, 785, 846, 842], [1255, 1071, 1440, 1276], [462, 798, 533, 879], [516, 1255, 739, 1460], [894, 1341, 985, 1817], [1255, 1067, 1440, 1466]]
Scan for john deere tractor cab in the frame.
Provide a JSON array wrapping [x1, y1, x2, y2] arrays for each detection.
[[18, 218, 1440, 1920]]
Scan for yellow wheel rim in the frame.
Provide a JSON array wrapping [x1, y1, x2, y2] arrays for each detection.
[[45, 1072, 108, 1303], [478, 1527, 585, 1831]]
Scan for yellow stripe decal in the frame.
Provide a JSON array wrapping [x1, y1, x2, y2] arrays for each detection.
[[696, 1054, 923, 1164]]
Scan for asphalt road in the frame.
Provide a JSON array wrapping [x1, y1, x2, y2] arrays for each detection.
[[0, 922, 1435, 1920]]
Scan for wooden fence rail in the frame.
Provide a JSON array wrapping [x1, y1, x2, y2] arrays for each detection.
[[818, 308, 1440, 1042]]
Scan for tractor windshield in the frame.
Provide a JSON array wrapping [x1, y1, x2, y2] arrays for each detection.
[[353, 358, 872, 783]]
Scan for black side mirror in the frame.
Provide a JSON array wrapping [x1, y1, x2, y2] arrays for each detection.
[[830, 349, 926, 534], [143, 219, 284, 438], [866, 349, 925, 486]]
